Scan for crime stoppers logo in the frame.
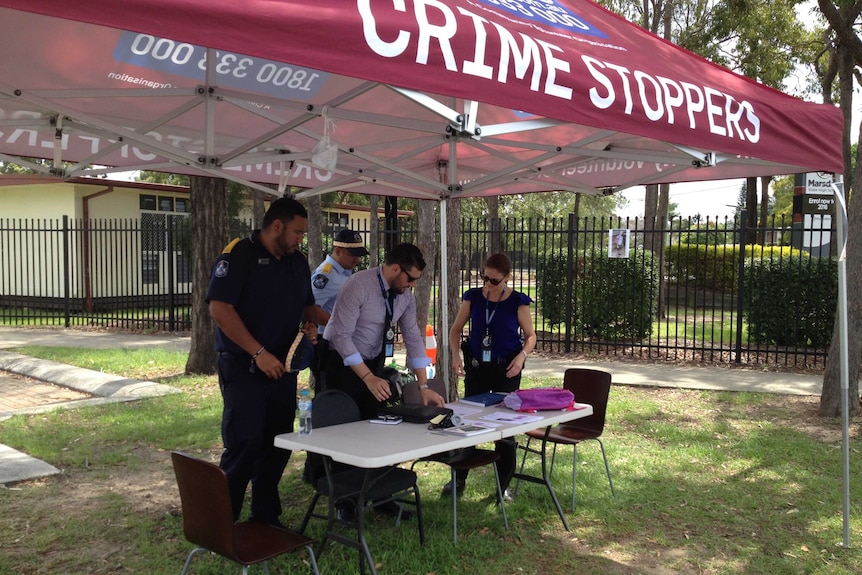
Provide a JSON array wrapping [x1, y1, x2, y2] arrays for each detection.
[[477, 0, 608, 39]]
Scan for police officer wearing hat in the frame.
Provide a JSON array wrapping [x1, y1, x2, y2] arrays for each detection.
[[309, 229, 368, 393], [311, 229, 368, 329]]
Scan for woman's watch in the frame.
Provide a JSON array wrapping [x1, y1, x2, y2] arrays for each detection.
[[418, 383, 429, 390]]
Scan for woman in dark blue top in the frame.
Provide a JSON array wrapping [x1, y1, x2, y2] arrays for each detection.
[[447, 253, 537, 500]]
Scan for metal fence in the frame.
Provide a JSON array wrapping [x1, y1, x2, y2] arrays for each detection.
[[0, 213, 836, 369]]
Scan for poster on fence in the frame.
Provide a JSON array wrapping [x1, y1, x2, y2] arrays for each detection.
[[608, 229, 630, 259]]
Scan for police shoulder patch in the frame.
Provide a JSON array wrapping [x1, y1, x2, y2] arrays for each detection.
[[312, 274, 329, 289], [221, 238, 241, 254], [215, 260, 229, 278]]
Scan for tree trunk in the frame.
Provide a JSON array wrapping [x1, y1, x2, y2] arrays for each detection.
[[415, 200, 437, 333], [306, 194, 323, 269], [486, 196, 501, 256], [654, 183, 669, 319], [758, 176, 772, 245], [445, 198, 462, 402], [643, 183, 658, 226], [185, 176, 228, 375], [745, 177, 758, 245], [252, 190, 265, 229], [819, 16, 862, 415]]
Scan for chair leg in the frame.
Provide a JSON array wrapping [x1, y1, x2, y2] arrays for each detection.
[[179, 547, 207, 575], [571, 444, 578, 512], [304, 544, 321, 575], [596, 438, 616, 496], [262, 560, 270, 575]]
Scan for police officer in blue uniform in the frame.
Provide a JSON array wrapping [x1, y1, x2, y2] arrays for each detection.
[[206, 197, 322, 527], [310, 228, 367, 392], [311, 228, 368, 331]]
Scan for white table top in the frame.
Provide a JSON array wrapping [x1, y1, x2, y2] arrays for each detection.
[[273, 402, 593, 468]]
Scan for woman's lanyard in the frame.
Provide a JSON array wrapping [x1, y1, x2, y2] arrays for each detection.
[[481, 288, 505, 362], [377, 270, 396, 357]]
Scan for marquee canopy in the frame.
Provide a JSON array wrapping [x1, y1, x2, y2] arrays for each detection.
[[0, 0, 844, 201]]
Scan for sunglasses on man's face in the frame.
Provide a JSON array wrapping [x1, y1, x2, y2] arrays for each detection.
[[402, 268, 421, 283], [482, 275, 505, 286]]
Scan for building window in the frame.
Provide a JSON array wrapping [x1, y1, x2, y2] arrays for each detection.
[[175, 198, 189, 213], [158, 196, 174, 211], [139, 194, 157, 210], [324, 211, 350, 233]]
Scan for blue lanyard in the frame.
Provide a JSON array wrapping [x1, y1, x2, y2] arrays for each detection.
[[485, 288, 505, 328], [377, 269, 394, 319]]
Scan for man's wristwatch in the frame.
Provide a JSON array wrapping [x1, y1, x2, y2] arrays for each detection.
[[418, 383, 429, 390]]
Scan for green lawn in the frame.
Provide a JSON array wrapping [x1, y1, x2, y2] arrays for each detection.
[[0, 347, 859, 574]]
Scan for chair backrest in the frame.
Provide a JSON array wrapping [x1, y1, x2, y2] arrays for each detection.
[[401, 377, 446, 404], [171, 451, 236, 558], [311, 389, 362, 429], [561, 368, 612, 435]]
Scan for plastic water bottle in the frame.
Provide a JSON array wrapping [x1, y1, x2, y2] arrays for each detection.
[[298, 389, 312, 435]]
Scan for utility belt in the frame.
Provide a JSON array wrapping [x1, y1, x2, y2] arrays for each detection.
[[460, 337, 519, 368]]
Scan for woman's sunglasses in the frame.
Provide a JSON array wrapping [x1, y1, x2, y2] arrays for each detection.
[[481, 275, 504, 286]]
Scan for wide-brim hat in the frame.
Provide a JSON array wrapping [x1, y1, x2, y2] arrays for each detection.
[[333, 229, 368, 256]]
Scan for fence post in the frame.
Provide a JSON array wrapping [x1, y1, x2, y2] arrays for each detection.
[[564, 212, 576, 353], [734, 210, 747, 364], [167, 215, 176, 331], [62, 215, 71, 328]]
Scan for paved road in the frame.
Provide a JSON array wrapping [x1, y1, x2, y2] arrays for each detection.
[[0, 326, 824, 485]]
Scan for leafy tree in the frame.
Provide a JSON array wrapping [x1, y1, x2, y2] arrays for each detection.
[[814, 0, 862, 417], [770, 175, 795, 220]]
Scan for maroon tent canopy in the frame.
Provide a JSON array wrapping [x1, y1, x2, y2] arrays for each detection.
[[0, 0, 843, 199]]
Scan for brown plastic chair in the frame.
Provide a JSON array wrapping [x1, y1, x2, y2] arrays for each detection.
[[403, 378, 509, 543], [515, 368, 615, 512], [171, 451, 319, 575]]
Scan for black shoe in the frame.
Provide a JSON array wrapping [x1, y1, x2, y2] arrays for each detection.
[[375, 501, 414, 520], [440, 480, 466, 498]]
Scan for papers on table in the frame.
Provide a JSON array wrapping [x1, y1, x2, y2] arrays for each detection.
[[437, 424, 496, 437], [479, 412, 544, 424]]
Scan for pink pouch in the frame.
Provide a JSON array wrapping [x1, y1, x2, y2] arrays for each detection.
[[502, 388, 575, 412]]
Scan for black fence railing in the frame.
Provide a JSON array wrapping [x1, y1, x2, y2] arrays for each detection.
[[0, 213, 836, 369]]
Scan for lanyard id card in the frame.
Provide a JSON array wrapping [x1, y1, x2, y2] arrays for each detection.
[[481, 331, 492, 363], [384, 323, 396, 358]]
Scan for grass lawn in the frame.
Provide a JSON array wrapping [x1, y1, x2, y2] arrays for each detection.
[[0, 346, 860, 574]]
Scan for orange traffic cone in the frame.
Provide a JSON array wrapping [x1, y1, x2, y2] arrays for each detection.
[[425, 324, 437, 365]]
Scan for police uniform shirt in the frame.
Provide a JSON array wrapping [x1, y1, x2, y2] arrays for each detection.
[[311, 254, 352, 329], [205, 230, 314, 359], [322, 267, 430, 371]]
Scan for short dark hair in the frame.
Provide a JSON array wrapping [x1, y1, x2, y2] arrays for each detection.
[[384, 243, 426, 271], [484, 253, 512, 276], [262, 198, 307, 228]]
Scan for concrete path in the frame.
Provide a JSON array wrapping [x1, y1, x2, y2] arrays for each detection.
[[0, 326, 823, 485]]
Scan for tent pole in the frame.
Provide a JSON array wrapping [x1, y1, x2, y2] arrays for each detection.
[[440, 198, 449, 394], [832, 177, 850, 548]]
